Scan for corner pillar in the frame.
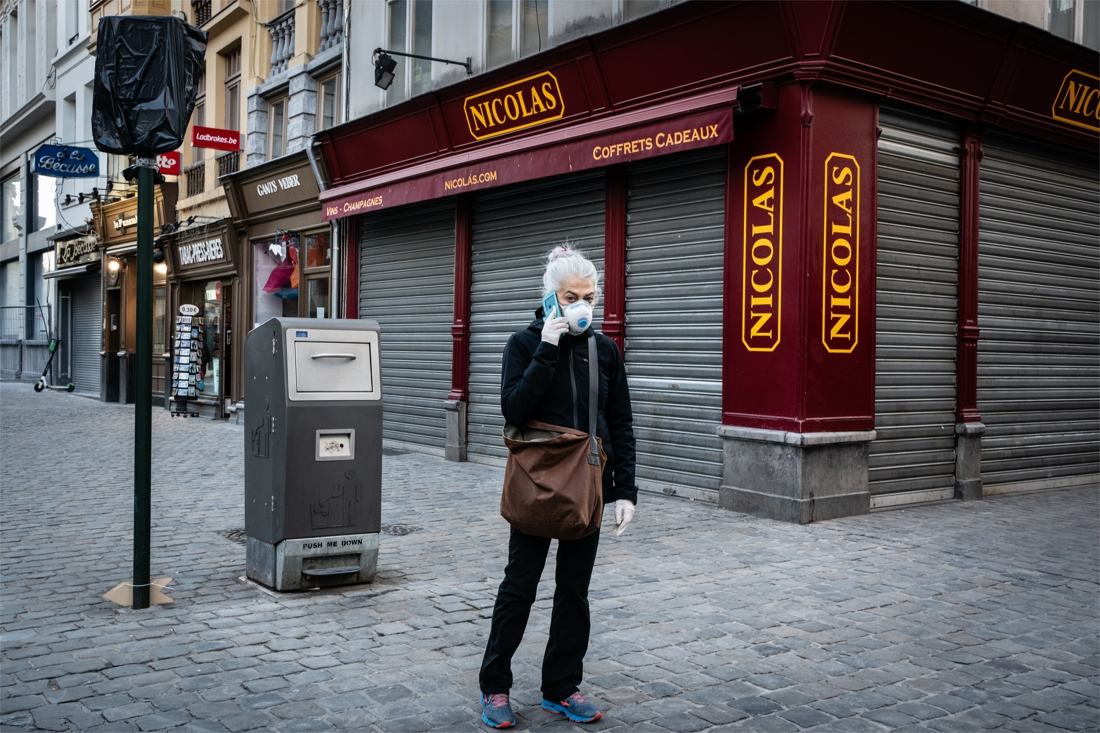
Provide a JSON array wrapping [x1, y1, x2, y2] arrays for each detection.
[[445, 195, 472, 461], [955, 422, 985, 500]]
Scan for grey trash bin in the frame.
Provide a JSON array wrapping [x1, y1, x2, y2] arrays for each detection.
[[244, 317, 382, 590]]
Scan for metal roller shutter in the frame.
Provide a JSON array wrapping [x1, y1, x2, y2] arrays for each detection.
[[467, 170, 605, 463], [977, 135, 1100, 492], [869, 108, 960, 506], [71, 274, 102, 397], [624, 147, 725, 501], [359, 200, 455, 452]]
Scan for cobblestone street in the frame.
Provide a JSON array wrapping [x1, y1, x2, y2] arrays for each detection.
[[1, 383, 1097, 732]]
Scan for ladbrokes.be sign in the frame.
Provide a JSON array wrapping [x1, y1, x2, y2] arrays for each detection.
[[463, 71, 564, 141]]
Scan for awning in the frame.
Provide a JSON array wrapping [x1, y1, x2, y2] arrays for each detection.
[[320, 87, 737, 221], [44, 263, 99, 279]]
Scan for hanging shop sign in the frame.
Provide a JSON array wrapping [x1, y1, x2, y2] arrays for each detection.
[[1052, 69, 1100, 133], [157, 151, 182, 175], [191, 125, 241, 151], [55, 237, 101, 269], [742, 154, 783, 353], [33, 145, 100, 178], [322, 107, 733, 220], [238, 158, 318, 215], [464, 71, 564, 141], [822, 153, 860, 354]]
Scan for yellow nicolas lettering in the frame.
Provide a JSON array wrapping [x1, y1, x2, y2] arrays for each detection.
[[442, 170, 499, 192], [1052, 69, 1100, 132], [822, 153, 859, 354], [742, 153, 784, 353], [464, 72, 564, 141]]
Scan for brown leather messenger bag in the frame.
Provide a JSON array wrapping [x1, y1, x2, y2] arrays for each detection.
[[500, 334, 606, 540]]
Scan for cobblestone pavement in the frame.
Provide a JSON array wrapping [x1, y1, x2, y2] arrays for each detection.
[[1, 383, 1098, 733]]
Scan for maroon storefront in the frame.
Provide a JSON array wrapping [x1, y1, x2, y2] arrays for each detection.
[[316, 1, 1098, 521]]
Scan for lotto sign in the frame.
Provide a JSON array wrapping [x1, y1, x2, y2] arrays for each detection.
[[157, 152, 181, 175]]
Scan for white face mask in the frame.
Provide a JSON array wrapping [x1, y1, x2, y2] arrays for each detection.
[[562, 301, 593, 335]]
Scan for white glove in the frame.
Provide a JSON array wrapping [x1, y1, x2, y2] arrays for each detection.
[[613, 499, 635, 536], [541, 316, 569, 346]]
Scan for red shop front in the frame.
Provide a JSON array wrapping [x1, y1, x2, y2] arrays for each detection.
[[316, 1, 1098, 521]]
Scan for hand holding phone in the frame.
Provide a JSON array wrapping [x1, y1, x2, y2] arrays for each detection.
[[542, 291, 560, 320]]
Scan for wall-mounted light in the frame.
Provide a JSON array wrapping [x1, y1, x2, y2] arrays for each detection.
[[372, 47, 472, 91], [155, 262, 168, 275], [152, 243, 166, 264], [107, 257, 121, 272]]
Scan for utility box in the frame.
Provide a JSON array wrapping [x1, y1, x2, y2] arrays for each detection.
[[244, 318, 382, 590]]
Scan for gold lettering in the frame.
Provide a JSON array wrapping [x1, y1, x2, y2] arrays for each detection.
[[831, 239, 852, 267], [517, 90, 532, 117], [830, 189, 853, 213], [541, 82, 557, 110], [829, 305, 851, 340], [470, 105, 488, 131], [830, 268, 851, 294], [751, 217, 774, 237], [830, 219, 852, 236], [751, 270, 773, 293], [831, 165, 853, 187], [749, 311, 773, 339], [752, 188, 775, 212], [1083, 89, 1099, 117], [751, 166, 775, 187], [504, 94, 521, 121], [752, 239, 774, 266], [1060, 80, 1085, 111], [491, 99, 506, 125], [529, 86, 546, 114], [655, 132, 666, 147]]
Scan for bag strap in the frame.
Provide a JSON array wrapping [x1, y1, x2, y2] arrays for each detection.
[[588, 334, 600, 466]]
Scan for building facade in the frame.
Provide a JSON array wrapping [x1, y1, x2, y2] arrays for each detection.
[[317, 0, 1098, 520]]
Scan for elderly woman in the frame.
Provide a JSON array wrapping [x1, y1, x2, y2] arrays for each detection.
[[479, 245, 638, 728]]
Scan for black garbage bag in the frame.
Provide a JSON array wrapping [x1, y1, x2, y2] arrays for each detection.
[[93, 16, 208, 156]]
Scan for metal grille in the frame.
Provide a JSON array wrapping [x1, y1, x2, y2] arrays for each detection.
[[467, 170, 605, 463], [977, 134, 1100, 490], [359, 200, 456, 452], [869, 107, 960, 502], [71, 275, 102, 396], [184, 162, 205, 198], [624, 148, 725, 499], [216, 151, 239, 178]]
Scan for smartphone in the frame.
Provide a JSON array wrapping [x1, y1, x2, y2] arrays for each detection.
[[542, 291, 560, 320]]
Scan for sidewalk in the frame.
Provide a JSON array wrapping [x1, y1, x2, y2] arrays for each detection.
[[1, 382, 1097, 732]]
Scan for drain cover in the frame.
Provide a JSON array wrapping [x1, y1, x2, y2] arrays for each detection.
[[381, 524, 422, 536], [218, 529, 247, 545]]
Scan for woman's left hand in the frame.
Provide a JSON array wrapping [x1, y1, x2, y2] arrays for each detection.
[[613, 499, 635, 536]]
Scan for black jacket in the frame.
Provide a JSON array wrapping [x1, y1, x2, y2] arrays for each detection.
[[500, 310, 638, 505]]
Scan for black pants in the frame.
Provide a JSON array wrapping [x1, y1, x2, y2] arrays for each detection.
[[479, 525, 601, 701]]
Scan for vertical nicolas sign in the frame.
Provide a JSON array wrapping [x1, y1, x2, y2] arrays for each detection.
[[742, 154, 783, 352], [822, 153, 859, 353], [463, 71, 564, 141]]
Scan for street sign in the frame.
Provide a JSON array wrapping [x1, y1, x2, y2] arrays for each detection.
[[157, 151, 181, 175], [33, 145, 100, 178], [191, 125, 241, 151]]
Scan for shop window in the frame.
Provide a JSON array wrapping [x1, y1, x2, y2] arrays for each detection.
[[519, 0, 546, 58], [1, 173, 20, 243], [153, 286, 167, 355], [182, 280, 224, 399], [269, 97, 287, 159], [387, 0, 408, 104], [1050, 0, 1075, 41], [487, 0, 512, 69], [30, 174, 56, 234], [302, 231, 331, 319], [320, 75, 339, 130], [190, 67, 206, 168], [254, 234, 299, 328], [1082, 0, 1098, 50], [623, 0, 662, 22], [411, 0, 433, 96], [224, 47, 241, 131]]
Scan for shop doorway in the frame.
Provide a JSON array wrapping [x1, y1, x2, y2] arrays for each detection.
[[183, 279, 232, 412]]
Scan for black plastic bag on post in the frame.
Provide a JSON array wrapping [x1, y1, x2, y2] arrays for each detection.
[[93, 16, 208, 156]]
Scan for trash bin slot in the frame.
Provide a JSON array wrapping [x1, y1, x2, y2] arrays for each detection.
[[301, 565, 361, 577], [294, 341, 374, 394], [310, 353, 357, 360]]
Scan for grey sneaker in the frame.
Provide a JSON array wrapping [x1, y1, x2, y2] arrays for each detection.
[[481, 693, 516, 728], [542, 691, 602, 723]]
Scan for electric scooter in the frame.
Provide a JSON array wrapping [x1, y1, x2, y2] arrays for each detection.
[[32, 299, 75, 393]]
